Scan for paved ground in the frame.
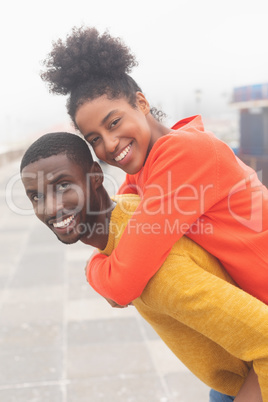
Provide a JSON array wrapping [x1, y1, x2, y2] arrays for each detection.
[[0, 158, 210, 401]]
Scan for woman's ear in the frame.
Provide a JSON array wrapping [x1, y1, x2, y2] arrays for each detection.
[[136, 92, 151, 115], [91, 161, 104, 189]]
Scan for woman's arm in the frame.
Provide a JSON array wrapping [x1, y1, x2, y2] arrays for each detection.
[[87, 133, 221, 304], [87, 127, 262, 306]]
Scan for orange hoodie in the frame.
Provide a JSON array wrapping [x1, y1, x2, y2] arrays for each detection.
[[87, 115, 268, 305]]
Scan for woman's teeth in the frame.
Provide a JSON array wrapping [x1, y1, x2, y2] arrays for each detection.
[[114, 143, 132, 162], [53, 214, 75, 228]]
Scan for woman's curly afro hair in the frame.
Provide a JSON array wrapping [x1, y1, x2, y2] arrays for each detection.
[[41, 26, 138, 95], [41, 26, 165, 126]]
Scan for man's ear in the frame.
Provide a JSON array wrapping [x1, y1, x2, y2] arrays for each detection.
[[136, 92, 151, 115], [90, 161, 104, 189]]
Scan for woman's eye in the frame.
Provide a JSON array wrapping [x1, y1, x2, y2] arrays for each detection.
[[89, 136, 100, 147], [110, 118, 120, 128]]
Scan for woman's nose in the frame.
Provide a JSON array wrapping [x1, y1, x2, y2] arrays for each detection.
[[103, 135, 120, 153]]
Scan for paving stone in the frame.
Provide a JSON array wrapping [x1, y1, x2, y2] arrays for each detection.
[[164, 371, 210, 402], [4, 285, 65, 304], [0, 385, 63, 402], [0, 349, 63, 385], [67, 317, 144, 344], [0, 322, 62, 353], [66, 374, 167, 402], [66, 297, 138, 322], [66, 260, 97, 301], [12, 250, 65, 288], [0, 300, 63, 326], [66, 342, 155, 379]]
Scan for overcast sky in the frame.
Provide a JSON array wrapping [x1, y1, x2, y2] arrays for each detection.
[[1, 0, 268, 148]]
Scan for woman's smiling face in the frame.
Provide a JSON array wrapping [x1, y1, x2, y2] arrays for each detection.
[[75, 93, 154, 175]]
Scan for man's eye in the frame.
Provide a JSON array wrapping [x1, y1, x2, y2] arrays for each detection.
[[32, 193, 44, 202], [58, 183, 71, 191]]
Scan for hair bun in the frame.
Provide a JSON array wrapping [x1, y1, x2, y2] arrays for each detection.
[[41, 26, 138, 95]]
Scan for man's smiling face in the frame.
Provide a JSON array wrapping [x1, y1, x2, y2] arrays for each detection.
[[21, 153, 92, 244]]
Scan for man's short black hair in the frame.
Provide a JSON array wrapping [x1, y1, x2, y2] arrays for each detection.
[[20, 132, 94, 172]]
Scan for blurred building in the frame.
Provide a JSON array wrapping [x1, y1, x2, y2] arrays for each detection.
[[231, 83, 268, 186]]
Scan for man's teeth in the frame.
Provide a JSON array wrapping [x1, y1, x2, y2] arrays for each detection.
[[114, 144, 132, 162], [53, 215, 75, 228]]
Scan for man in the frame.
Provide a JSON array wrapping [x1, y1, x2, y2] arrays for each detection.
[[21, 132, 266, 401]]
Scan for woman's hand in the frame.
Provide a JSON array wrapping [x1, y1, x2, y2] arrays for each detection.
[[105, 297, 131, 308]]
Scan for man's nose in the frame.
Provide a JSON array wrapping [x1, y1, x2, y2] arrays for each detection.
[[44, 191, 64, 217]]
